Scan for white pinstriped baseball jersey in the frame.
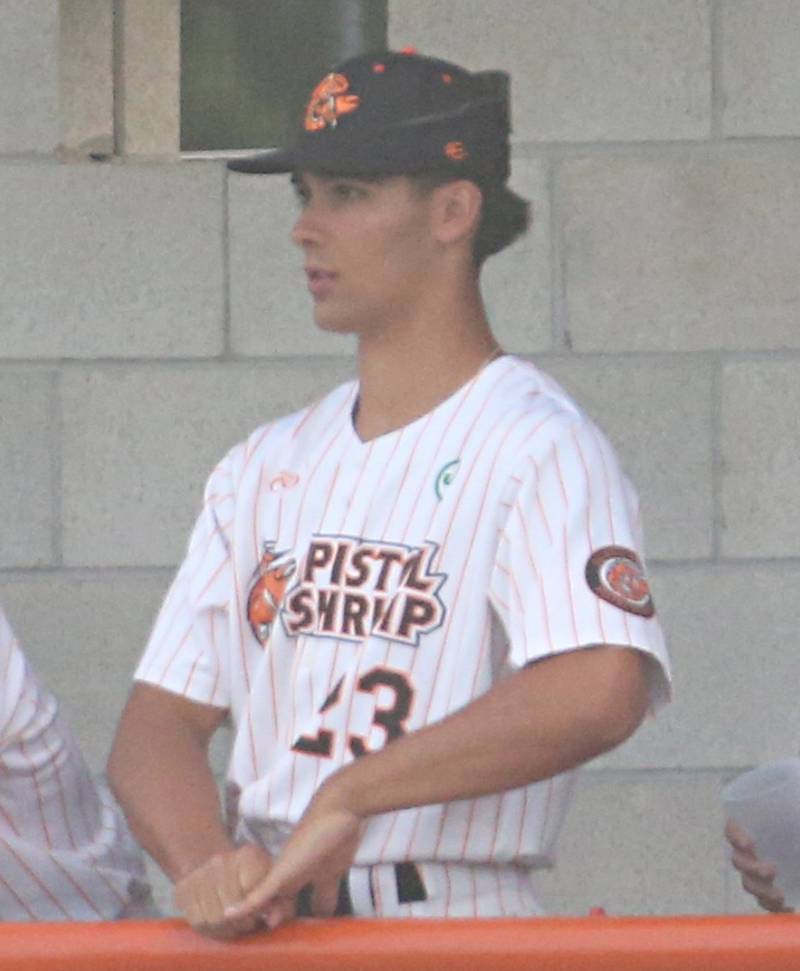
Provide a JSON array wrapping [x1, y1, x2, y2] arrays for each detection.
[[0, 605, 150, 921], [136, 355, 670, 876]]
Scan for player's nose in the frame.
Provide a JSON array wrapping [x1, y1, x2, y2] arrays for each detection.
[[291, 205, 324, 248]]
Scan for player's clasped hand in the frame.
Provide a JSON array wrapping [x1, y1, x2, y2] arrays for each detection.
[[225, 786, 363, 930], [726, 819, 792, 913], [174, 843, 278, 938]]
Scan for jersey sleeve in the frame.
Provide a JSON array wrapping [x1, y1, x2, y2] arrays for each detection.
[[134, 452, 239, 708], [0, 605, 151, 921], [489, 411, 671, 711], [0, 607, 28, 743]]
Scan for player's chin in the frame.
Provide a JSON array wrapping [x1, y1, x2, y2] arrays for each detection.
[[312, 303, 363, 335]]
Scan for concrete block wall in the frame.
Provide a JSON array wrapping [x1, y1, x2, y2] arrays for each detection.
[[1, 0, 799, 917]]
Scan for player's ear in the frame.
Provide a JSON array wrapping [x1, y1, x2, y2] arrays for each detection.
[[430, 179, 483, 247]]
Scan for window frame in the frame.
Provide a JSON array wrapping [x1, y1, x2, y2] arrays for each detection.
[[59, 0, 383, 160]]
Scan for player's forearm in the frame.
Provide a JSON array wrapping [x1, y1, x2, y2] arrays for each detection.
[[107, 684, 233, 882], [322, 645, 649, 821], [109, 740, 232, 882]]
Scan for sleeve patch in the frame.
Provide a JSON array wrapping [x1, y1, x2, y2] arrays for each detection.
[[585, 546, 655, 618]]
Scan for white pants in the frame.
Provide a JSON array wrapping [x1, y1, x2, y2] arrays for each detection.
[[346, 862, 544, 918]]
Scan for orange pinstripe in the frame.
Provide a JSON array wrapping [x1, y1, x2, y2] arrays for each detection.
[[0, 606, 146, 921], [0, 834, 71, 918], [572, 427, 609, 645], [417, 412, 532, 859], [133, 357, 669, 919]]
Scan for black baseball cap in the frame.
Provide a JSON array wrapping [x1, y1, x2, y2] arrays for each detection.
[[227, 48, 511, 184]]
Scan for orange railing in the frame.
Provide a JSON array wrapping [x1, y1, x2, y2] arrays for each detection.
[[1, 916, 799, 971]]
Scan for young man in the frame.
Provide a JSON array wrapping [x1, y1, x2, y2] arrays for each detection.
[[0, 603, 150, 920], [108, 50, 671, 937]]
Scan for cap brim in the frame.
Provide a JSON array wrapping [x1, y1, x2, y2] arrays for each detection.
[[226, 148, 295, 174], [225, 144, 391, 178]]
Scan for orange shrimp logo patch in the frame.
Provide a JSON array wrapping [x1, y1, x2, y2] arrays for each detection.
[[247, 543, 297, 645], [585, 546, 655, 618], [304, 73, 361, 132]]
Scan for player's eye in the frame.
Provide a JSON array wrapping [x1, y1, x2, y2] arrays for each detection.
[[329, 181, 366, 202]]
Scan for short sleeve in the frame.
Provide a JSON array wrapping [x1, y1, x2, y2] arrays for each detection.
[[489, 412, 671, 711], [134, 454, 238, 708], [0, 607, 27, 742]]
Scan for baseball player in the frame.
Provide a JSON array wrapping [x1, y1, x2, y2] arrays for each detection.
[[108, 49, 671, 937], [0, 602, 151, 920]]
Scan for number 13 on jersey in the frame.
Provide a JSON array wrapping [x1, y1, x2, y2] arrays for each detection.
[[292, 666, 413, 759]]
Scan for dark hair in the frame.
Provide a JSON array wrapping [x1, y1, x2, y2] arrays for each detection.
[[409, 173, 531, 267]]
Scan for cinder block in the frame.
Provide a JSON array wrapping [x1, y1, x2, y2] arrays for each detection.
[[0, 369, 55, 567], [0, 572, 167, 771], [61, 360, 356, 567], [561, 157, 800, 352], [721, 360, 800, 558], [480, 157, 551, 353], [542, 355, 714, 561], [230, 157, 552, 355], [598, 563, 800, 770], [60, 0, 114, 155], [0, 1, 59, 153], [389, 0, 710, 142], [0, 574, 233, 776], [722, 1, 800, 136], [0, 162, 224, 358], [537, 771, 727, 915], [1, 571, 232, 797]]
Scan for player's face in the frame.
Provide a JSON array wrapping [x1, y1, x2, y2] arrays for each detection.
[[291, 172, 438, 334]]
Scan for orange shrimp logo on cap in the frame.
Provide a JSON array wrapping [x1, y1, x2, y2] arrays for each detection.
[[444, 141, 468, 161], [247, 543, 296, 645], [305, 73, 361, 132]]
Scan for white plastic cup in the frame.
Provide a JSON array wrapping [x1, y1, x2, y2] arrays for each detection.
[[722, 758, 800, 908]]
